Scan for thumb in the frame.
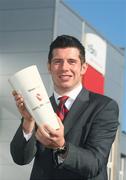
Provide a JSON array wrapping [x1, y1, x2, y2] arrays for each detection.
[[56, 115, 63, 128]]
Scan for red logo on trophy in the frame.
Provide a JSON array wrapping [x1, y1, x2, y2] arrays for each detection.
[[36, 93, 42, 101]]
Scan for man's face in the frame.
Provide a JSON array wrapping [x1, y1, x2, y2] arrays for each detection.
[[48, 47, 88, 94]]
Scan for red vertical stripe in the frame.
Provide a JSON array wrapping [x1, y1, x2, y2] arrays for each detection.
[[82, 64, 104, 95]]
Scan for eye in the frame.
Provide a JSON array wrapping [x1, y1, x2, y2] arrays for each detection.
[[68, 59, 77, 64], [52, 59, 62, 65]]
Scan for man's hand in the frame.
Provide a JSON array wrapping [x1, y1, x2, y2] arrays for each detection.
[[35, 117, 65, 149], [12, 90, 35, 133]]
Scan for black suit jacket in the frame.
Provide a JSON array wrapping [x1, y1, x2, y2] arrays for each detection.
[[10, 88, 119, 180]]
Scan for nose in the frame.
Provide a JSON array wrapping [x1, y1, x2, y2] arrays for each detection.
[[60, 60, 69, 70]]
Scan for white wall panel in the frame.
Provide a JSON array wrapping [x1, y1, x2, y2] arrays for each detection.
[[56, 1, 83, 41], [84, 23, 100, 35], [0, 164, 32, 180], [104, 44, 125, 126], [39, 74, 53, 96], [0, 0, 55, 180], [105, 44, 124, 86], [121, 133, 126, 155], [0, 97, 21, 121], [0, 52, 49, 75], [0, 0, 55, 9], [0, 8, 53, 31], [0, 75, 13, 96], [0, 30, 52, 53], [0, 142, 18, 165], [0, 120, 20, 142], [104, 78, 122, 105], [0, 105, 19, 120]]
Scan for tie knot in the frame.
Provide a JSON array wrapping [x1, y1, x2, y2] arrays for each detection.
[[58, 96, 69, 104]]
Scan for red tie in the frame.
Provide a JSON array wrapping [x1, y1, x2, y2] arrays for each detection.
[[56, 96, 69, 121]]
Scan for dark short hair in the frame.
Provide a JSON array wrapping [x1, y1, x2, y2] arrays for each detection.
[[48, 35, 85, 64]]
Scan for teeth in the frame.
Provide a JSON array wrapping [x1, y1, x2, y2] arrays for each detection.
[[60, 75, 70, 77], [60, 76, 70, 78]]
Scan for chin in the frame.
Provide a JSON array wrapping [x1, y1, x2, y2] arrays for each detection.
[[60, 83, 71, 88], [60, 85, 73, 91]]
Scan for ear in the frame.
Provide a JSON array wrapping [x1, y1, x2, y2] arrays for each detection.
[[48, 63, 51, 73], [81, 63, 88, 75]]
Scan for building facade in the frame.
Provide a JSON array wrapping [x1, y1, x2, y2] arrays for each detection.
[[0, 0, 125, 179]]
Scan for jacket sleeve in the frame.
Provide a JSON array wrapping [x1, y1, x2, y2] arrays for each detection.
[[10, 122, 37, 165], [60, 99, 119, 178]]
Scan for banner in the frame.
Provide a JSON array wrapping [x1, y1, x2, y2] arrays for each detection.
[[83, 33, 107, 94]]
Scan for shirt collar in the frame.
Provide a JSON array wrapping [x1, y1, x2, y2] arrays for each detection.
[[54, 84, 83, 105]]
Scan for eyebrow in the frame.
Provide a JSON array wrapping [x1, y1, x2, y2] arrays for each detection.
[[52, 58, 79, 61]]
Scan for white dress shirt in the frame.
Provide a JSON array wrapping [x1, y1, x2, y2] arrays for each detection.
[[54, 83, 82, 110]]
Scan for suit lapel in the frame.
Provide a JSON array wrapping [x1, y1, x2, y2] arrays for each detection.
[[63, 88, 90, 135], [50, 88, 90, 136], [50, 95, 58, 112]]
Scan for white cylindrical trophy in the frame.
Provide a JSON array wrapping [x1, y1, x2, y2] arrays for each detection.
[[8, 65, 59, 130]]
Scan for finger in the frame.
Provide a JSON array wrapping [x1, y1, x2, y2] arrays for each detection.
[[56, 117, 64, 129], [16, 102, 24, 109], [49, 136, 57, 142], [43, 124, 56, 136], [35, 129, 43, 139], [15, 94, 23, 101], [16, 97, 24, 104], [54, 113, 63, 127], [12, 90, 17, 96], [16, 97, 24, 108], [37, 127, 51, 138], [35, 130, 52, 146]]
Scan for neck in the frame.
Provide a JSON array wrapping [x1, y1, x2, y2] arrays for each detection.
[[54, 83, 82, 96]]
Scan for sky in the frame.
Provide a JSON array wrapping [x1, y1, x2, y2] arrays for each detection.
[[64, 0, 126, 131]]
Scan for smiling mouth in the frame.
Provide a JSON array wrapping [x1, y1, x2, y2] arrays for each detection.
[[59, 75, 72, 80]]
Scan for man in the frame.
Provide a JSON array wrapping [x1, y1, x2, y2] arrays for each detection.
[[10, 35, 119, 180]]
